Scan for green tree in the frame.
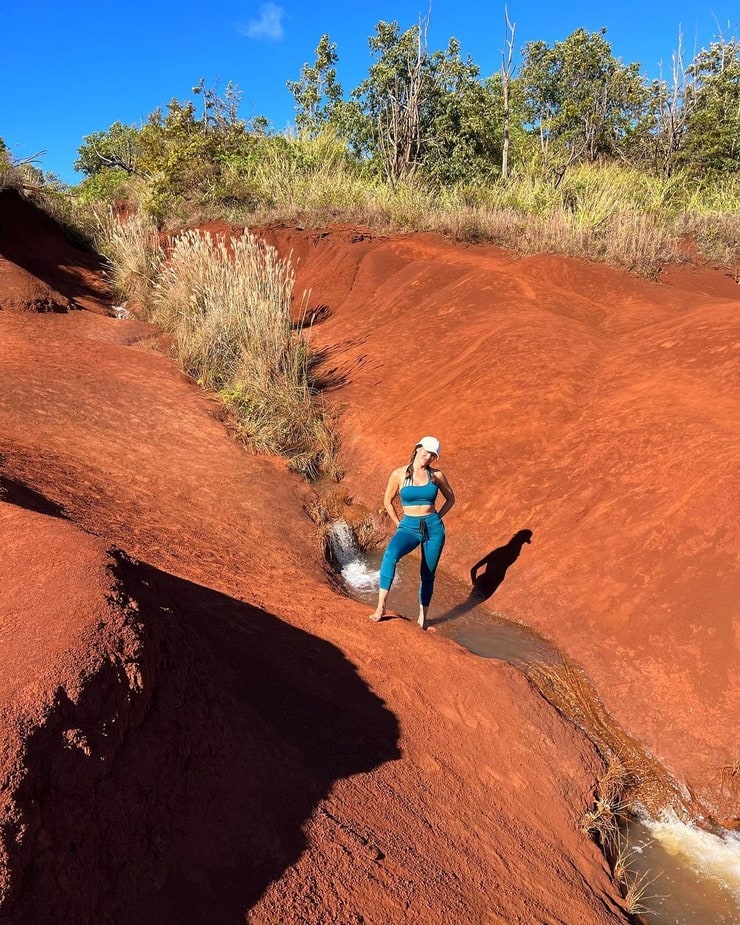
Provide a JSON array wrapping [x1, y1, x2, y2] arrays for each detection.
[[423, 39, 502, 184], [156, 86, 264, 208], [75, 121, 144, 176], [287, 34, 343, 136], [679, 38, 740, 173], [350, 20, 431, 183], [519, 28, 648, 179], [137, 95, 249, 216], [348, 20, 501, 185]]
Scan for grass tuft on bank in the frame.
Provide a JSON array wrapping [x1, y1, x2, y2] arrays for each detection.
[[97, 213, 337, 478]]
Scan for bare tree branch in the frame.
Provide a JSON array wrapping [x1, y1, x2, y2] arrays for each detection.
[[501, 5, 516, 180]]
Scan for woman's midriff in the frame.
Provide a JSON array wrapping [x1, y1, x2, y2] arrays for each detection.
[[401, 506, 437, 516]]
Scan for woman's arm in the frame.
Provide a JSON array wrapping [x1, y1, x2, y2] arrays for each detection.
[[383, 469, 402, 526], [434, 470, 456, 519]]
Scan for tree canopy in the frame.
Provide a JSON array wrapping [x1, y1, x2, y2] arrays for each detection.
[[680, 39, 740, 173], [518, 28, 648, 176], [75, 19, 739, 214]]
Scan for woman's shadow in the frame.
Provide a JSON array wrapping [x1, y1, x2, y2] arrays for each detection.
[[430, 529, 533, 627]]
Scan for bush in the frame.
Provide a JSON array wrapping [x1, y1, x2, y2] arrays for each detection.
[[76, 168, 132, 205]]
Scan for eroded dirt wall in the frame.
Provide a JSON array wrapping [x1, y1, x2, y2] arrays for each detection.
[[263, 225, 740, 820]]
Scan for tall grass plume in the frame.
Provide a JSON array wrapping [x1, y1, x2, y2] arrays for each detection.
[[94, 207, 164, 305], [151, 229, 336, 477]]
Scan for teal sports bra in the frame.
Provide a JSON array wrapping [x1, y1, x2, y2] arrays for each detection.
[[399, 471, 439, 507]]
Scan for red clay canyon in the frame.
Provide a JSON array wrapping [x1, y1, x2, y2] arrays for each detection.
[[1, 190, 738, 923]]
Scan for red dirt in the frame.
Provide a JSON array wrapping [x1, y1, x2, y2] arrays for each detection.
[[4, 192, 739, 920], [260, 225, 740, 820], [0, 193, 628, 921]]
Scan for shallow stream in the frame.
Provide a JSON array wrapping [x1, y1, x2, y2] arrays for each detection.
[[328, 521, 740, 924]]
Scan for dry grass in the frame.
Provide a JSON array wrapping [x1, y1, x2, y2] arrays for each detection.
[[93, 207, 164, 305], [91, 211, 339, 477], [0, 161, 24, 192], [208, 149, 737, 278], [716, 756, 740, 797], [678, 212, 740, 273], [150, 228, 337, 477], [580, 756, 662, 918], [611, 835, 661, 917], [581, 754, 633, 853]]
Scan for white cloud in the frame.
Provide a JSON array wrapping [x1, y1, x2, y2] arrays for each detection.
[[241, 3, 287, 40]]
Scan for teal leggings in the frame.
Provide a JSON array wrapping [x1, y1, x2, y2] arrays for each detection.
[[379, 513, 446, 606]]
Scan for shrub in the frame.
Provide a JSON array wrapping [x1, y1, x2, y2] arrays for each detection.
[[75, 167, 132, 205]]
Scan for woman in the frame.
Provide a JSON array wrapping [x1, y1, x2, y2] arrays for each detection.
[[369, 436, 455, 629]]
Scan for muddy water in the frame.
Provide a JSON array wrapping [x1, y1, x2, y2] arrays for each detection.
[[330, 527, 740, 924], [625, 816, 740, 923]]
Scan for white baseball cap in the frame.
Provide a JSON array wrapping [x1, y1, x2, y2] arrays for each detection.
[[418, 436, 441, 458]]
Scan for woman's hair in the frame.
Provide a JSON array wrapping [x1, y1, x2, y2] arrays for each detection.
[[404, 443, 436, 483], [404, 445, 421, 482]]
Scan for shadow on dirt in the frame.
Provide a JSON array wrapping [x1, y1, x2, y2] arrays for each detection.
[[0, 188, 107, 310], [430, 529, 533, 627], [4, 554, 400, 925], [0, 473, 67, 519]]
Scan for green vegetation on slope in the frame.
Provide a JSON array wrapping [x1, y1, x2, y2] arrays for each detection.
[[69, 20, 739, 274]]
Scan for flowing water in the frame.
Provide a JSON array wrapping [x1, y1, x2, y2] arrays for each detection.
[[328, 520, 740, 924], [626, 814, 740, 923]]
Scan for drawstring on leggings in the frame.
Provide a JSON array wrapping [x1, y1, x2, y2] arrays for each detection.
[[419, 518, 429, 543]]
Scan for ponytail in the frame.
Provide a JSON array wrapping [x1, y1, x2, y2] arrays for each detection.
[[404, 444, 422, 484]]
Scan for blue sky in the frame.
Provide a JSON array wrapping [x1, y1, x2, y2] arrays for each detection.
[[1, 0, 736, 183]]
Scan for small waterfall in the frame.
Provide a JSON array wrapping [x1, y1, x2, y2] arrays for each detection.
[[110, 303, 132, 319], [328, 520, 380, 591]]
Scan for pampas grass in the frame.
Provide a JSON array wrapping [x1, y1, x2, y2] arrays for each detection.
[[94, 207, 164, 304], [150, 228, 336, 476], [92, 212, 338, 476]]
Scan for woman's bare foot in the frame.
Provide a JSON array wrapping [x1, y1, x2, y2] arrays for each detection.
[[417, 613, 427, 630], [369, 607, 385, 623]]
